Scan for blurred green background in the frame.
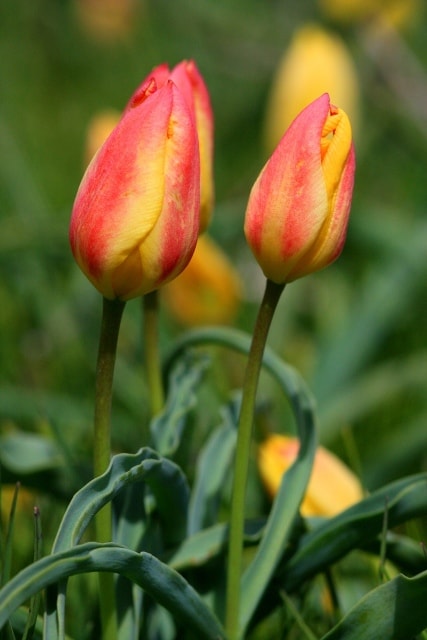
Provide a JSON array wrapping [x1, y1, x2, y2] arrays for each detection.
[[1, 0, 427, 552]]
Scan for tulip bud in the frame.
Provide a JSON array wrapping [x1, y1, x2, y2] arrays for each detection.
[[126, 60, 214, 231], [264, 25, 360, 153], [162, 234, 242, 327], [258, 434, 363, 517], [244, 93, 355, 284], [70, 80, 200, 300]]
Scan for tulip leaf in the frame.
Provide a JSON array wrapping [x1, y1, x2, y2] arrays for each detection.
[[0, 432, 63, 474], [168, 518, 265, 572], [312, 219, 427, 404], [0, 543, 225, 640], [46, 448, 190, 639], [282, 473, 427, 593], [319, 351, 427, 445], [239, 346, 317, 636], [321, 569, 427, 640], [188, 393, 239, 535], [151, 350, 210, 457], [53, 447, 190, 553], [361, 531, 426, 577], [164, 327, 318, 636]]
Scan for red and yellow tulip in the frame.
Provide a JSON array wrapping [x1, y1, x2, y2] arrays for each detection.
[[70, 79, 200, 300], [244, 94, 355, 284], [258, 434, 363, 517], [126, 60, 214, 231]]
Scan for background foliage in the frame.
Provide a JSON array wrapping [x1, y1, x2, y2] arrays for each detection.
[[1, 0, 427, 636]]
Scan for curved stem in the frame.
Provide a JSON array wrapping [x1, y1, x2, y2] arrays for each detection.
[[143, 290, 165, 417], [94, 296, 125, 640], [225, 279, 284, 640]]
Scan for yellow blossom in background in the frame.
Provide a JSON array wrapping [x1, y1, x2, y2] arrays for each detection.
[[264, 25, 360, 154], [258, 434, 363, 517], [162, 234, 242, 327], [1, 484, 37, 568], [74, 0, 140, 44], [318, 0, 420, 28], [83, 109, 121, 167], [1, 484, 34, 523]]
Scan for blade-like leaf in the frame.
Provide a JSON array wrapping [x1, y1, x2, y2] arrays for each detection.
[[53, 448, 189, 553], [239, 344, 317, 636], [21, 506, 43, 640], [282, 473, 427, 592], [361, 531, 426, 577], [312, 219, 427, 404], [165, 327, 318, 637], [0, 433, 62, 475], [151, 350, 210, 457], [168, 518, 265, 572], [188, 394, 239, 535], [322, 569, 427, 640], [0, 543, 225, 640], [49, 449, 190, 639]]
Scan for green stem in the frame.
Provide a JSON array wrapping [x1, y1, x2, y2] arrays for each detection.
[[225, 279, 285, 640], [94, 296, 125, 640], [143, 290, 165, 417]]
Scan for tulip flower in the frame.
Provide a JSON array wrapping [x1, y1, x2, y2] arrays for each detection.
[[126, 60, 214, 231], [162, 234, 242, 326], [258, 434, 363, 517], [244, 93, 355, 284], [70, 79, 200, 300], [264, 25, 359, 153]]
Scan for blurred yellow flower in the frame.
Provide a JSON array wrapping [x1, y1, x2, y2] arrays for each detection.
[[1, 484, 34, 522], [83, 109, 121, 166], [74, 0, 140, 44], [162, 234, 242, 327], [318, 0, 420, 28], [258, 434, 363, 517], [264, 25, 359, 154]]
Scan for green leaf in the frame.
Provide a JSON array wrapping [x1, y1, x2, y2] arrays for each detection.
[[1, 482, 20, 587], [168, 519, 265, 572], [21, 507, 43, 640], [0, 543, 225, 640], [319, 351, 427, 445], [322, 569, 427, 640], [239, 342, 317, 636], [165, 327, 318, 637], [0, 433, 62, 474], [151, 350, 210, 457], [46, 448, 191, 640], [362, 531, 426, 577], [52, 448, 189, 553], [312, 220, 427, 403], [282, 473, 427, 593], [188, 394, 239, 535]]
